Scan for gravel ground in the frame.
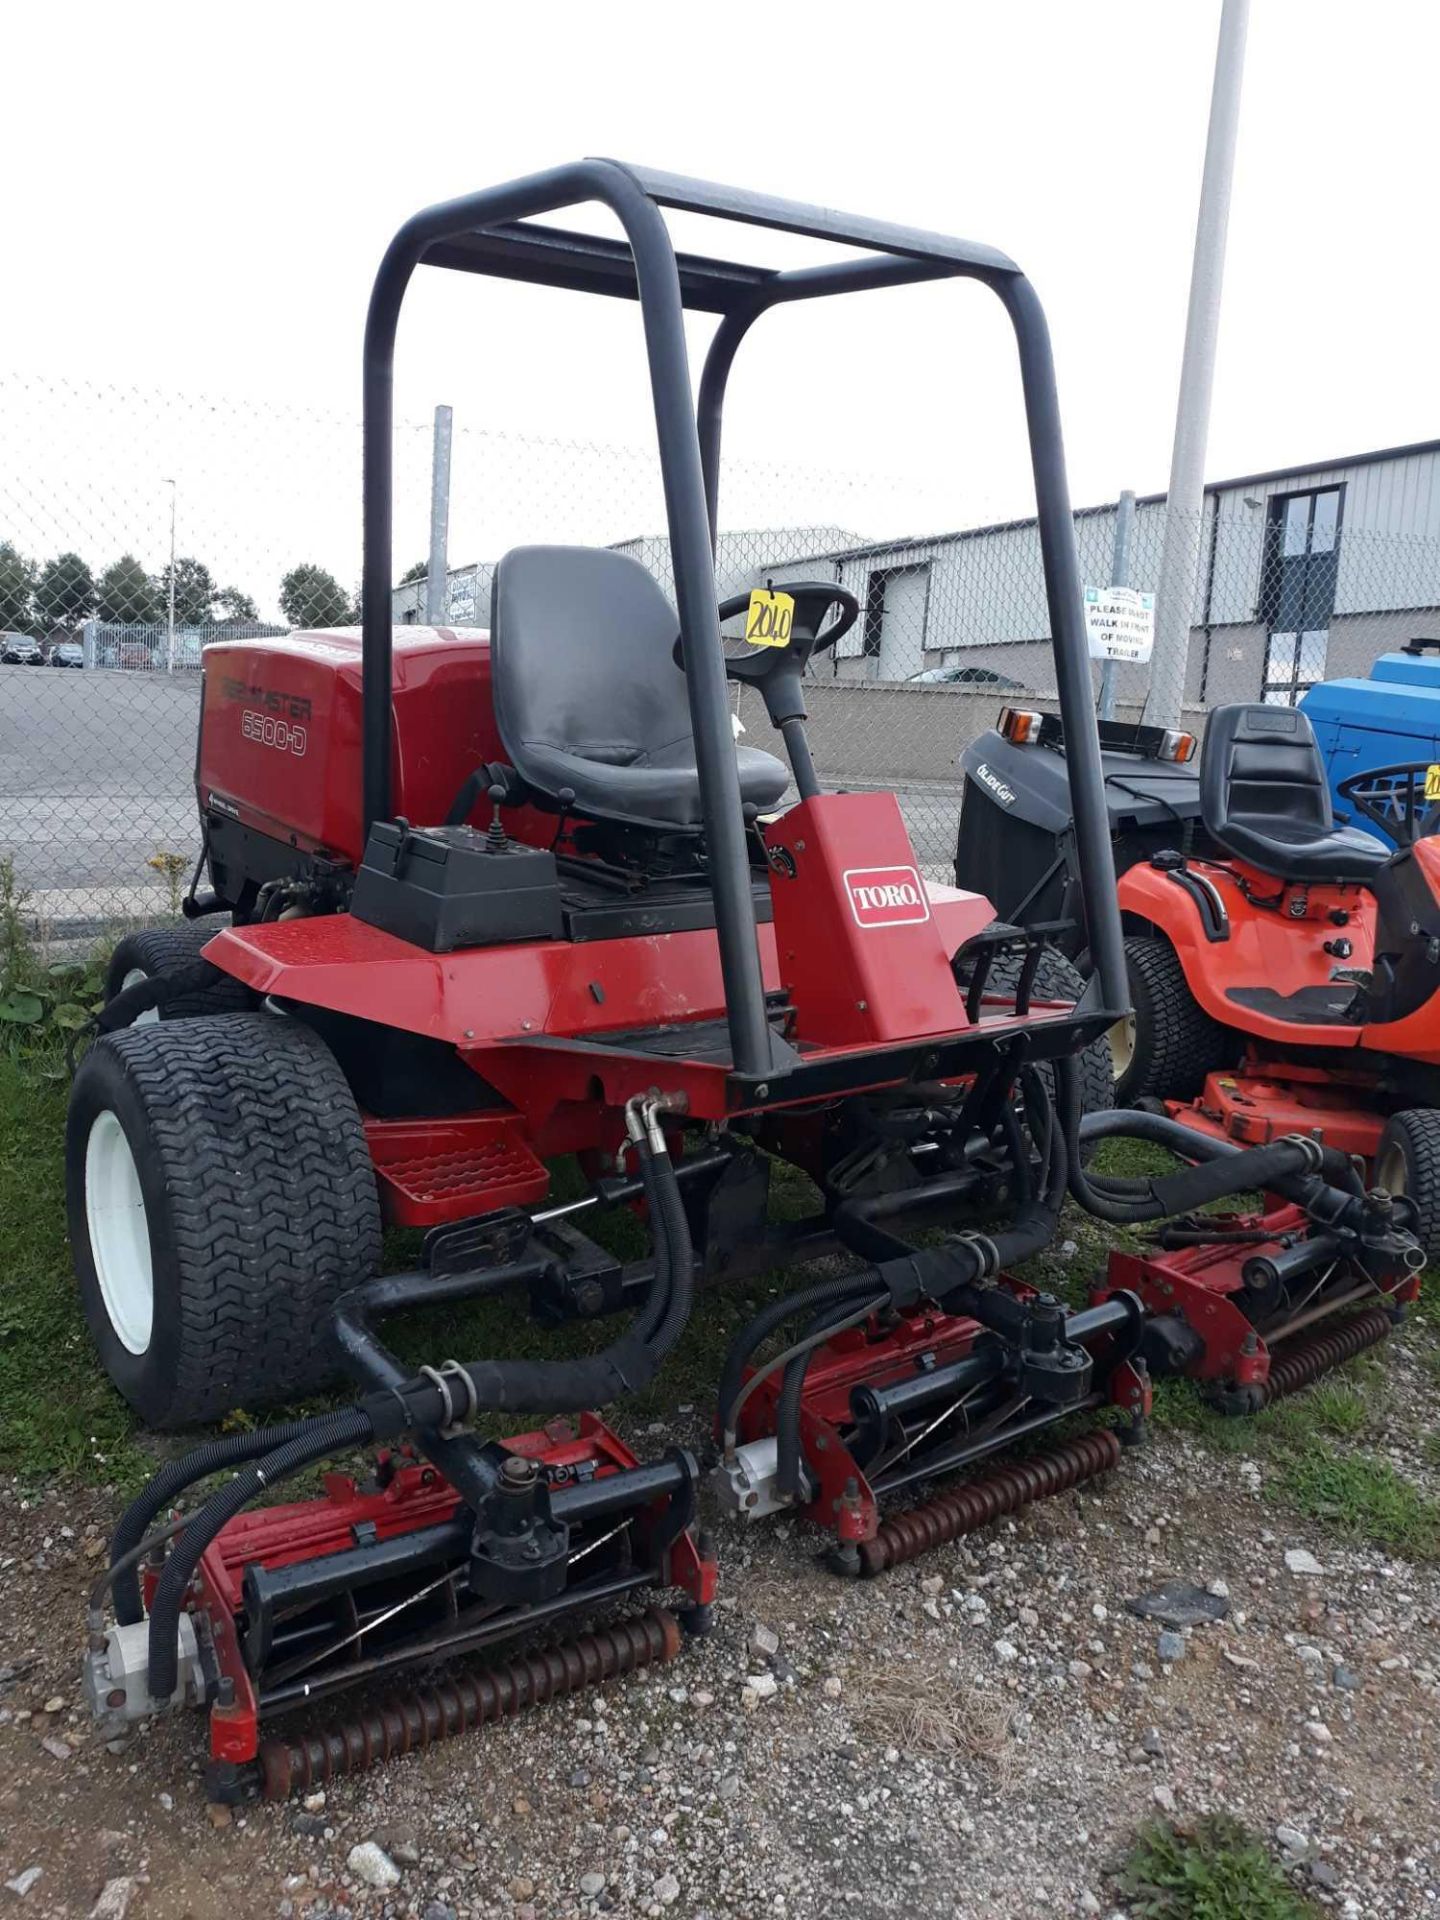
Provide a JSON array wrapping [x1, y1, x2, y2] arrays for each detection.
[[2, 1350, 1439, 1920]]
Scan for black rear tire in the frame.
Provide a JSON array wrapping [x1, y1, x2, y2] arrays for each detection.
[[1376, 1108, 1440, 1268], [1115, 935, 1236, 1105], [983, 943, 1114, 1142], [66, 1012, 381, 1428], [104, 921, 252, 1026]]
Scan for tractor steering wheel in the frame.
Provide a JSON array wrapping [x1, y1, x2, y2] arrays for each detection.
[[1337, 762, 1440, 849], [673, 582, 860, 683]]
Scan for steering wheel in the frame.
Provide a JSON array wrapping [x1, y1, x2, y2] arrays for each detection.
[[1337, 762, 1439, 848], [673, 581, 860, 683]]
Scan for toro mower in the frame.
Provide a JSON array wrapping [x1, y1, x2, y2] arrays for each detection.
[[70, 163, 1421, 1804]]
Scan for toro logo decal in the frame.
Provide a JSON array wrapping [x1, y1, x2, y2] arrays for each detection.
[[843, 865, 930, 929]]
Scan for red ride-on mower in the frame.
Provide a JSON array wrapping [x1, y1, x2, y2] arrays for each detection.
[[1114, 702, 1440, 1259], [71, 165, 1418, 1803]]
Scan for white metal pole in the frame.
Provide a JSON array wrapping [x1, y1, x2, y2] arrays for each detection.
[[164, 477, 177, 674], [426, 405, 453, 626], [1142, 0, 1250, 729]]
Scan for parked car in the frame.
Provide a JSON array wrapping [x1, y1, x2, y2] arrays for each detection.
[[908, 662, 1024, 689], [49, 641, 85, 668], [1, 634, 43, 665]]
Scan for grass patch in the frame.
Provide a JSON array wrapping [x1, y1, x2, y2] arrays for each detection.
[[0, 1047, 151, 1485], [1117, 1817, 1318, 1919], [1150, 1354, 1440, 1557], [1275, 1438, 1440, 1558]]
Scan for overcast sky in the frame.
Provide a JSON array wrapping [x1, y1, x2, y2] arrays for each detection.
[[3, 0, 1437, 604]]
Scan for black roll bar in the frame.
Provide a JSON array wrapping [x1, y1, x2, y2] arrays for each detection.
[[361, 159, 1127, 1082]]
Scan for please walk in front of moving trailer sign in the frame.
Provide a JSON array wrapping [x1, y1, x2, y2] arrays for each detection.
[[1083, 585, 1156, 664]]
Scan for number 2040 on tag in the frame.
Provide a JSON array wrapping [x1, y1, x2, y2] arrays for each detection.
[[744, 588, 795, 648]]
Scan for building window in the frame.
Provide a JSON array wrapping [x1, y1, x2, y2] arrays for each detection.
[[1259, 485, 1344, 630], [1257, 485, 1343, 706], [861, 564, 931, 678], [1262, 629, 1328, 705]]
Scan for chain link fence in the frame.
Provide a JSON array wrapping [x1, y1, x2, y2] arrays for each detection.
[[3, 372, 1439, 930]]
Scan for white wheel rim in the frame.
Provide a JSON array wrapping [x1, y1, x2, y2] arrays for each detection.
[[1108, 1013, 1137, 1082], [85, 1110, 154, 1355], [120, 965, 160, 1027]]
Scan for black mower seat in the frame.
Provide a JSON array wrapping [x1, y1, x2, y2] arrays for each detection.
[[490, 545, 790, 832], [1200, 704, 1391, 887]]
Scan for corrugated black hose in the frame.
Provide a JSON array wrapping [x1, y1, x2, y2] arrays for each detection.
[[147, 1406, 376, 1701], [109, 1417, 331, 1627]]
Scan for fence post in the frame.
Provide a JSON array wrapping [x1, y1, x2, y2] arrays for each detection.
[[1097, 488, 1136, 722], [425, 405, 453, 626], [164, 475, 177, 673], [1142, 0, 1250, 729]]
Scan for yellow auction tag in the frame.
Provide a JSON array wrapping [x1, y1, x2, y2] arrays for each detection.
[[1426, 764, 1440, 802], [743, 588, 795, 649]]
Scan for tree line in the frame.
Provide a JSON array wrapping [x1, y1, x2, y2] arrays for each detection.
[[0, 543, 360, 635]]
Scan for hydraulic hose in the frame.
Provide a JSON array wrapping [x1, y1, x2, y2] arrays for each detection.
[[1063, 1075, 1367, 1225], [717, 1272, 880, 1446], [735, 1065, 1070, 1480], [140, 1135, 698, 1699], [337, 1137, 690, 1423], [773, 1295, 883, 1503], [109, 1417, 333, 1627], [646, 1135, 695, 1356], [148, 1406, 376, 1702]]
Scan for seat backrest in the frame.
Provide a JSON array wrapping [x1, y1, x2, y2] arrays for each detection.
[[1200, 703, 1332, 843], [490, 545, 692, 775]]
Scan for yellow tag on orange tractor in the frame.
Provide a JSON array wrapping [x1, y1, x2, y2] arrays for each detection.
[[1426, 764, 1440, 802], [744, 588, 795, 649]]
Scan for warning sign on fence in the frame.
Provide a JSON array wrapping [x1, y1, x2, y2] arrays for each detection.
[[1083, 585, 1156, 664]]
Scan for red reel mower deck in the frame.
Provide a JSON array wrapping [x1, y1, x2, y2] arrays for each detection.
[[89, 1418, 714, 1803], [69, 165, 1427, 1800]]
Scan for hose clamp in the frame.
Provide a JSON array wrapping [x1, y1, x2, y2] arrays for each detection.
[[1280, 1133, 1325, 1173], [418, 1360, 479, 1439], [954, 1231, 1001, 1282]]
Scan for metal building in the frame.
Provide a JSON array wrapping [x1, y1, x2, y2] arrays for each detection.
[[761, 438, 1440, 705], [391, 440, 1440, 713]]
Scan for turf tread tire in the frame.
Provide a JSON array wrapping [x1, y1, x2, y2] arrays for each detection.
[[1117, 935, 1236, 1105], [1376, 1107, 1440, 1269], [66, 1011, 381, 1428], [104, 921, 252, 1022], [983, 944, 1115, 1126]]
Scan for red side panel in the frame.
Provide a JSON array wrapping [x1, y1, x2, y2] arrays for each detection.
[[1117, 856, 1373, 1050], [202, 913, 784, 1046], [763, 792, 986, 1044]]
